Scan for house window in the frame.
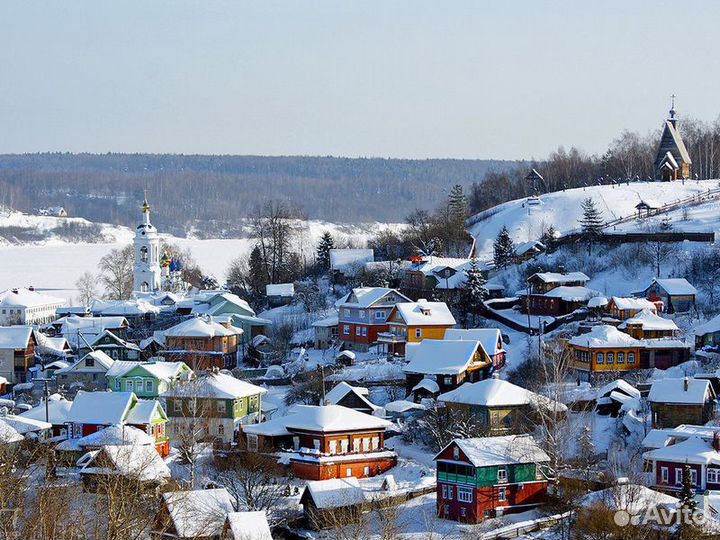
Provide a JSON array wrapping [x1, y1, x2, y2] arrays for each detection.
[[344, 309, 351, 316], [444, 376, 452, 385], [628, 353, 635, 364], [691, 469, 698, 486], [371, 436, 379, 450], [145, 380, 153, 393], [498, 487, 506, 502], [353, 439, 361, 452], [446, 485, 453, 500], [115, 379, 120, 390], [375, 311, 386, 320], [596, 353, 604, 364], [363, 438, 370, 452], [127, 380, 133, 391], [218, 424, 224, 436], [343, 325, 350, 335], [498, 466, 507, 482], [617, 352, 625, 364], [217, 401, 225, 413], [453, 447, 460, 460], [362, 327, 367, 337], [85, 357, 95, 367], [675, 468, 683, 485], [247, 434, 259, 452], [341, 440, 348, 453], [356, 327, 361, 336], [415, 328, 422, 339], [442, 485, 448, 499], [364, 466, 370, 476], [314, 439, 321, 450], [459, 508, 467, 518], [359, 310, 366, 319], [329, 440, 337, 454], [708, 469, 719, 484], [458, 488, 473, 503], [607, 353, 614, 364], [346, 468, 352, 477], [661, 467, 669, 483]]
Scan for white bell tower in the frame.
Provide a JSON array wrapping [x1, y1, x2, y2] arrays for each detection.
[[133, 192, 161, 293]]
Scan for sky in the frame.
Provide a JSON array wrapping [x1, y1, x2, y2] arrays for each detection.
[[1, 1, 719, 160]]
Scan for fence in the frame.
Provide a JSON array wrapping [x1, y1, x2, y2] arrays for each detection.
[[479, 511, 573, 539], [552, 230, 714, 249]]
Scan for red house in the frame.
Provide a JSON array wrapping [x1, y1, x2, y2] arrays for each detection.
[[242, 404, 397, 480], [643, 435, 720, 495], [434, 435, 550, 523], [337, 288, 411, 352]]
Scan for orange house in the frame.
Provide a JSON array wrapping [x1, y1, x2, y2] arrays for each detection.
[[378, 300, 456, 356]]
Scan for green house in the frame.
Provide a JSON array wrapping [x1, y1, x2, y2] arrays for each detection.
[[106, 361, 192, 399], [161, 371, 267, 444], [81, 329, 141, 361], [202, 293, 272, 346]]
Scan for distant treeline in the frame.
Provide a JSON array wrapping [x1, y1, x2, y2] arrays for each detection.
[[0, 153, 516, 235]]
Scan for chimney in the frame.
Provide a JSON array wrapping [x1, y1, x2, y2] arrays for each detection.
[[28, 286, 34, 291], [714, 431, 720, 453], [684, 377, 689, 392]]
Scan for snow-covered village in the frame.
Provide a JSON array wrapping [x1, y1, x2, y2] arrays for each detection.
[[3, 2, 720, 539]]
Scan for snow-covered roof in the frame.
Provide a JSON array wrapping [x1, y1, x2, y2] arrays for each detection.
[[580, 484, 678, 513], [312, 314, 338, 327], [265, 283, 294, 297], [392, 301, 456, 327], [411, 378, 440, 394], [610, 296, 657, 311], [530, 272, 589, 284], [162, 488, 235, 539], [694, 314, 720, 336], [0, 287, 65, 308], [56, 350, 115, 374], [302, 477, 364, 509], [225, 512, 273, 540], [588, 297, 609, 309], [568, 325, 640, 349], [0, 326, 34, 349], [125, 399, 164, 425], [437, 434, 550, 467], [444, 328, 504, 357], [88, 329, 140, 350], [514, 240, 545, 257], [647, 378, 713, 405], [107, 360, 190, 383], [336, 287, 409, 309], [91, 298, 160, 316], [164, 316, 242, 338], [162, 372, 266, 400], [542, 286, 599, 302], [329, 249, 374, 273], [0, 414, 52, 434], [67, 391, 136, 425], [651, 278, 697, 296], [19, 394, 72, 425], [596, 379, 641, 400], [438, 379, 566, 413], [324, 381, 369, 404], [284, 404, 391, 433], [641, 429, 674, 450], [384, 400, 425, 414], [618, 309, 678, 332], [643, 437, 720, 466], [79, 444, 171, 483], [75, 424, 155, 448], [404, 339, 484, 375], [0, 419, 23, 443], [35, 334, 70, 356]]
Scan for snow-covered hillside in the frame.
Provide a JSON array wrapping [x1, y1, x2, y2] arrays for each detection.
[[469, 180, 720, 258]]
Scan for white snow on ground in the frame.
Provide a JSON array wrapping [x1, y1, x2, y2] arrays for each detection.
[[0, 220, 388, 302], [469, 179, 720, 258]]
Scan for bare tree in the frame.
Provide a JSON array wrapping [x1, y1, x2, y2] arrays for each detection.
[[75, 271, 99, 307], [98, 244, 134, 300]]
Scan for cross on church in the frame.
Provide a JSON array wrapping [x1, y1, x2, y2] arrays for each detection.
[[669, 94, 676, 118]]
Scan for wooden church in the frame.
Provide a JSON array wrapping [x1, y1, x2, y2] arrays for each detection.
[[654, 97, 691, 181]]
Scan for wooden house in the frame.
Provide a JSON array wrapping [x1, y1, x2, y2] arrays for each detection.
[[162, 371, 266, 445], [323, 381, 380, 415], [265, 283, 294, 308], [643, 436, 720, 496], [607, 297, 658, 320], [522, 272, 594, 316], [654, 104, 691, 181], [163, 316, 243, 371], [81, 329, 141, 361], [400, 256, 486, 300], [438, 379, 566, 435], [153, 488, 235, 540], [55, 350, 116, 391], [18, 393, 72, 437], [378, 300, 456, 356], [337, 287, 411, 352], [444, 328, 506, 371], [221, 512, 273, 540], [618, 309, 679, 339], [107, 360, 192, 399], [434, 435, 549, 523], [634, 278, 697, 314], [311, 314, 338, 350], [0, 326, 38, 385], [648, 378, 716, 429], [241, 404, 396, 480], [694, 314, 720, 350], [300, 478, 364, 530], [77, 443, 171, 491], [403, 339, 492, 395], [526, 272, 589, 295]]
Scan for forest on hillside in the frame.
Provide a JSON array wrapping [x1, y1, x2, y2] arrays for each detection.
[[0, 154, 515, 235]]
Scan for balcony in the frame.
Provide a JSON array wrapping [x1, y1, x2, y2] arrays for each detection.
[[377, 332, 406, 344]]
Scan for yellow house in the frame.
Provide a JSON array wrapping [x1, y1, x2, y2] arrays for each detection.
[[378, 300, 456, 356]]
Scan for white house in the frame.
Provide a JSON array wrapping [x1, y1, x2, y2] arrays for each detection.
[[0, 288, 65, 325]]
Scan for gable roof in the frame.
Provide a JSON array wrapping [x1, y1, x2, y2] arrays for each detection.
[[438, 379, 566, 413], [0, 326, 34, 349], [161, 372, 266, 400], [301, 477, 364, 509], [647, 378, 714, 405], [164, 316, 242, 338], [125, 399, 166, 424], [162, 488, 235, 539], [694, 314, 720, 337], [337, 287, 410, 309], [19, 394, 72, 425], [88, 329, 140, 350], [265, 283, 294, 297], [436, 434, 550, 467], [568, 325, 640, 349], [403, 339, 484, 375], [74, 424, 156, 448], [107, 361, 191, 383], [444, 328, 504, 357], [67, 391, 136, 425], [224, 512, 273, 540], [643, 437, 718, 467], [324, 381, 377, 411], [244, 404, 391, 436], [618, 309, 678, 332], [56, 350, 116, 374], [329, 249, 374, 273], [647, 278, 697, 296], [0, 288, 65, 308], [529, 272, 589, 285], [391, 301, 456, 326], [610, 296, 657, 311], [80, 444, 171, 483], [657, 119, 692, 165]]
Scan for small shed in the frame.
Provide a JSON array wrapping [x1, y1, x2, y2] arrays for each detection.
[[265, 283, 295, 308], [300, 478, 365, 529]]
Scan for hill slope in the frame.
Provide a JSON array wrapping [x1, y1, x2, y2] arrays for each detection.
[[469, 180, 720, 258]]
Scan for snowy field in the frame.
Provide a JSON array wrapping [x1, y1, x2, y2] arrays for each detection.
[[0, 220, 394, 303], [469, 179, 720, 257]]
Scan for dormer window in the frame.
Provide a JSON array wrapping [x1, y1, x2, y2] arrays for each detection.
[[422, 308, 431, 316], [85, 357, 95, 367], [453, 446, 460, 460]]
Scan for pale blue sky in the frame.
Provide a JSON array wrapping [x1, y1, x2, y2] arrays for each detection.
[[1, 1, 718, 159]]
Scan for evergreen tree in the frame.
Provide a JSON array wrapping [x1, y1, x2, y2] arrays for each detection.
[[493, 226, 515, 270], [248, 244, 268, 296], [460, 258, 487, 326], [316, 231, 335, 270], [541, 224, 557, 245], [578, 197, 604, 255], [444, 185, 471, 256], [447, 184, 468, 219], [678, 463, 698, 514]]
